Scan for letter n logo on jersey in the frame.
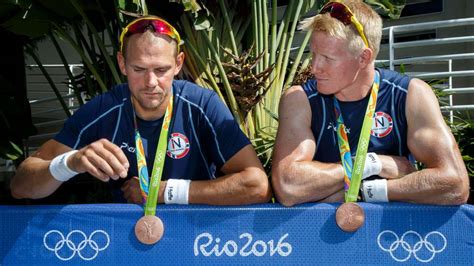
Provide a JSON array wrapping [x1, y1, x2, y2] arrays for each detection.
[[167, 133, 190, 159], [371, 112, 393, 138]]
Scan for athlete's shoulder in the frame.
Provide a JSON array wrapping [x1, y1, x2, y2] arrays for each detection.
[[300, 79, 318, 98], [378, 68, 411, 91]]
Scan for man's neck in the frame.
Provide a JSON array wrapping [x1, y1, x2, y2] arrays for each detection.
[[334, 67, 376, 102]]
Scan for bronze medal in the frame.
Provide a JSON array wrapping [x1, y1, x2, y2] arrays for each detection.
[[335, 202, 365, 232], [135, 215, 164, 244]]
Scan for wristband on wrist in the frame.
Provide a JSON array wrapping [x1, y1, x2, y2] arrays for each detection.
[[49, 150, 79, 182], [361, 179, 388, 202], [363, 152, 382, 179], [164, 179, 191, 204]]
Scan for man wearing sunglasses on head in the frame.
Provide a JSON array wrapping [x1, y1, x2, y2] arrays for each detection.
[[272, 0, 469, 206], [11, 16, 271, 205]]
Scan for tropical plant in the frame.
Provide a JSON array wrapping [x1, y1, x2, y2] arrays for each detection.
[[173, 0, 319, 169], [172, 0, 407, 170]]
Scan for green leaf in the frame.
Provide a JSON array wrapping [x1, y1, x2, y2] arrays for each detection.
[[1, 5, 53, 37], [364, 0, 406, 19], [193, 13, 211, 30], [0, 141, 23, 161], [462, 155, 474, 161], [117, 0, 126, 10], [263, 106, 278, 122], [169, 0, 201, 13], [35, 0, 77, 18]]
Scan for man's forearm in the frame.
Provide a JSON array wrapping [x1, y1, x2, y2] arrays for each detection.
[[387, 168, 469, 205], [126, 168, 270, 206], [10, 157, 62, 199], [273, 161, 345, 206], [183, 168, 271, 205]]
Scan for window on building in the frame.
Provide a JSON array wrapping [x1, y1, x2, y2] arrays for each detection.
[[400, 0, 443, 17]]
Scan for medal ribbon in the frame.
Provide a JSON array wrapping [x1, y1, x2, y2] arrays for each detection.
[[333, 71, 380, 202], [133, 93, 173, 216]]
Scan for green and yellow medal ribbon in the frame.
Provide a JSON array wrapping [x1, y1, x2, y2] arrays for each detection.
[[133, 92, 174, 216], [333, 71, 380, 202]]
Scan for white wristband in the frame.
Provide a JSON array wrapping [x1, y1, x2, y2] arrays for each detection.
[[362, 179, 388, 202], [362, 152, 382, 179], [164, 179, 191, 204], [49, 150, 79, 182]]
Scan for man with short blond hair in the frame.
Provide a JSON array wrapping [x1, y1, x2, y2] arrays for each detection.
[[272, 0, 469, 206]]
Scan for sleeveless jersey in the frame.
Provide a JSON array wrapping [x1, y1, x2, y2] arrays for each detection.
[[55, 80, 250, 201], [301, 68, 412, 162]]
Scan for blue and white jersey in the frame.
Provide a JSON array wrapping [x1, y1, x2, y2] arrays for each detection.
[[302, 68, 412, 162], [55, 80, 250, 201]]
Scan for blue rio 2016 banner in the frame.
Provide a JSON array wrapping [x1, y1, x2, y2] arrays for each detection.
[[1, 203, 473, 265]]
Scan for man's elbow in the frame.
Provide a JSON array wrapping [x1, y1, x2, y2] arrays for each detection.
[[10, 188, 23, 199], [456, 189, 469, 205], [11, 185, 52, 200], [450, 174, 470, 205], [10, 176, 48, 200], [245, 169, 272, 203], [10, 181, 30, 199], [271, 171, 299, 207], [274, 189, 299, 207], [443, 170, 470, 205], [446, 186, 469, 205]]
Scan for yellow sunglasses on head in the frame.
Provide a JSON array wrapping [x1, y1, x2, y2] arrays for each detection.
[[319, 1, 369, 47], [119, 16, 182, 53]]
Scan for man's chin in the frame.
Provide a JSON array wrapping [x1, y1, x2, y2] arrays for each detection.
[[316, 87, 334, 96], [136, 100, 163, 111], [145, 103, 163, 110]]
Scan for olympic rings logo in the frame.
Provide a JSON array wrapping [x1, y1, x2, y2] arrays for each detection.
[[43, 230, 110, 261], [377, 230, 447, 263]]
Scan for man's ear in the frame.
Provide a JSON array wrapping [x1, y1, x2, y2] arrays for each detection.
[[117, 52, 127, 76], [359, 48, 373, 68], [174, 51, 185, 76]]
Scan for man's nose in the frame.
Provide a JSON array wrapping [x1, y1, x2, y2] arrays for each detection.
[[312, 57, 323, 74], [145, 71, 158, 87]]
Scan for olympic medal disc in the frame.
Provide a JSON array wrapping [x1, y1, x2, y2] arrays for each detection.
[[135, 215, 164, 245], [335, 202, 365, 232]]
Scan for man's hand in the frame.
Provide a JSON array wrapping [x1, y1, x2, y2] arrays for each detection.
[[378, 155, 416, 179], [68, 138, 129, 182], [361, 152, 382, 179], [121, 177, 143, 204]]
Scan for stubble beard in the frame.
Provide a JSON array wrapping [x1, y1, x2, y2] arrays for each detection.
[[133, 89, 168, 115]]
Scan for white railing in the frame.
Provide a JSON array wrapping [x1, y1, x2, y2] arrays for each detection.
[[24, 64, 84, 155], [377, 17, 474, 123]]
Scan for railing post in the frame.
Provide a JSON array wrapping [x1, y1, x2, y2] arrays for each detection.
[[389, 26, 395, 71], [68, 65, 75, 112], [449, 59, 454, 124]]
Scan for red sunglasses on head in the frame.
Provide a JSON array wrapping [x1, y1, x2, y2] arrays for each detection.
[[319, 1, 369, 47], [119, 17, 182, 53]]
